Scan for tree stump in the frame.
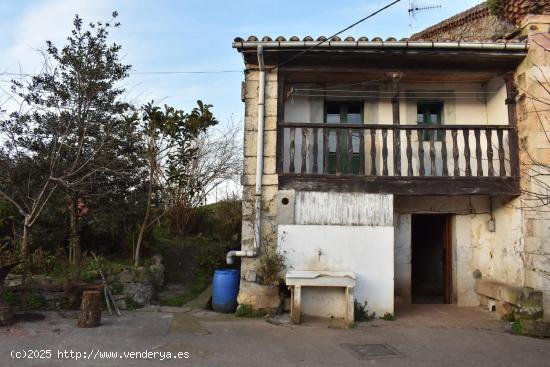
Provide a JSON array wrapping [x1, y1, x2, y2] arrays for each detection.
[[0, 298, 13, 326], [77, 291, 101, 328]]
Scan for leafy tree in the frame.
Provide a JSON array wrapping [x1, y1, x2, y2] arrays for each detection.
[[23, 13, 137, 266], [133, 101, 218, 266], [0, 12, 139, 276]]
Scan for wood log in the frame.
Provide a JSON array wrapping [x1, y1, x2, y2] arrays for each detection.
[[0, 299, 13, 326], [77, 291, 101, 328]]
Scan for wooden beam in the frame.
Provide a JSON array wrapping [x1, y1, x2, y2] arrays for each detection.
[[278, 174, 520, 196]]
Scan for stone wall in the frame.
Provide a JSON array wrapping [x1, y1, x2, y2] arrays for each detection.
[[514, 15, 550, 320], [237, 68, 281, 309], [411, 3, 515, 41]]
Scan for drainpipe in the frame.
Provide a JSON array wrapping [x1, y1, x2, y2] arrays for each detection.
[[227, 45, 265, 265]]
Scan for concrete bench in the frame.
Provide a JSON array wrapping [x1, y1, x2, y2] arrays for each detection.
[[286, 271, 356, 325], [475, 279, 543, 319]]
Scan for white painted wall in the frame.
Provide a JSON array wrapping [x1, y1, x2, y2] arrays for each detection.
[[277, 191, 394, 317], [278, 225, 394, 316]]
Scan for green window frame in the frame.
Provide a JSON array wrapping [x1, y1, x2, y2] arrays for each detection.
[[417, 102, 444, 141], [325, 101, 363, 174]]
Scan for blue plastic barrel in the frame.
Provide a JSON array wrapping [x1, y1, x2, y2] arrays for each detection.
[[212, 269, 240, 313]]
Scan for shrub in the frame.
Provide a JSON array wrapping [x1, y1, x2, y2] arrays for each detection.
[[27, 293, 48, 310], [511, 320, 522, 334], [382, 312, 395, 321], [125, 297, 141, 311], [354, 301, 376, 322], [256, 249, 285, 285], [487, 0, 504, 15], [3, 291, 21, 308]]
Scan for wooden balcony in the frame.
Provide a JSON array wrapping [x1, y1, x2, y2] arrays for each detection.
[[277, 123, 519, 195]]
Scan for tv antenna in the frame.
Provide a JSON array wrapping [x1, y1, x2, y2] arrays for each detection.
[[408, 1, 442, 37]]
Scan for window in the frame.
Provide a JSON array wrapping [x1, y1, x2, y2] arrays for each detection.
[[417, 102, 444, 141], [325, 102, 362, 174]]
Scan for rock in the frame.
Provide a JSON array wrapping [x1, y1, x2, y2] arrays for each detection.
[[5, 274, 23, 287], [134, 267, 151, 283], [117, 270, 135, 283], [519, 319, 550, 338], [237, 281, 279, 310], [124, 283, 153, 306], [496, 301, 514, 319], [116, 299, 128, 310], [149, 263, 165, 290]]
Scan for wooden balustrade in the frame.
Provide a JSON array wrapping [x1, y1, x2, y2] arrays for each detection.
[[277, 122, 519, 195]]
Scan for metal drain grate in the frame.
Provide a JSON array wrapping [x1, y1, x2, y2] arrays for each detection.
[[341, 343, 401, 360]]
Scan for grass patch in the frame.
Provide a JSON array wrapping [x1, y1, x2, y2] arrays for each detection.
[[125, 297, 141, 311], [382, 312, 395, 321], [27, 293, 48, 310], [511, 320, 522, 334], [234, 304, 266, 318], [159, 274, 209, 307], [2, 291, 21, 308]]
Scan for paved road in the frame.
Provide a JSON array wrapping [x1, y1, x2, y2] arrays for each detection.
[[0, 305, 548, 366]]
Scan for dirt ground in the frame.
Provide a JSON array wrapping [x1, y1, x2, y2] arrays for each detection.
[[0, 304, 549, 366]]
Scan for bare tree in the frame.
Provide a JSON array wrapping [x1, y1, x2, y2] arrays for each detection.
[[168, 119, 242, 234]]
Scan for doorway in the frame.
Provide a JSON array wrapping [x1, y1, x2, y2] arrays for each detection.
[[411, 214, 453, 304]]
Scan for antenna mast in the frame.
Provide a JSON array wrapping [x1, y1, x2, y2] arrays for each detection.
[[408, 1, 442, 37]]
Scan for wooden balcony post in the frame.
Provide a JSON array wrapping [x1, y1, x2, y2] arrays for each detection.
[[276, 74, 285, 173], [392, 79, 401, 176], [504, 73, 520, 177]]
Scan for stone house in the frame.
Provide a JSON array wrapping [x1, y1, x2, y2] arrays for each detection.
[[230, 1, 550, 323]]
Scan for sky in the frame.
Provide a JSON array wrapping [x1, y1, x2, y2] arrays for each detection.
[[0, 0, 485, 125]]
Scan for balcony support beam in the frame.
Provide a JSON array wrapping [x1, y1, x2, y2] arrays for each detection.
[[279, 174, 520, 196]]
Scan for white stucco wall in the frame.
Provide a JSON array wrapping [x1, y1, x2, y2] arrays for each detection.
[[277, 191, 394, 317], [278, 225, 394, 316]]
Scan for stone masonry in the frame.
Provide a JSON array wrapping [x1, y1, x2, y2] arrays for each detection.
[[514, 15, 550, 320], [237, 68, 280, 309]]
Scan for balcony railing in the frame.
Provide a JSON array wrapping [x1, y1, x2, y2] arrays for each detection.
[[277, 122, 519, 195]]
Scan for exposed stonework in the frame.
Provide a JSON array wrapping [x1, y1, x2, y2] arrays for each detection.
[[514, 14, 550, 321], [238, 68, 280, 310], [411, 3, 515, 41], [411, 1, 549, 41]]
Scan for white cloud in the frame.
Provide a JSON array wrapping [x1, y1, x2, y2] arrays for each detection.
[[4, 0, 115, 74]]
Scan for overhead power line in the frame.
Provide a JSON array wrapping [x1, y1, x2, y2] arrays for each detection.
[[1, 70, 244, 77], [271, 0, 403, 70]]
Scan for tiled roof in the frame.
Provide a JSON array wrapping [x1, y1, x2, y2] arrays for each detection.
[[501, 0, 550, 24], [232, 35, 527, 51], [234, 36, 405, 43]]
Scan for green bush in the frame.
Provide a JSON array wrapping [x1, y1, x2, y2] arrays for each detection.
[[3, 291, 21, 308], [125, 297, 141, 311], [27, 293, 48, 310], [354, 301, 376, 322], [511, 320, 522, 334], [487, 0, 504, 15], [382, 312, 395, 321]]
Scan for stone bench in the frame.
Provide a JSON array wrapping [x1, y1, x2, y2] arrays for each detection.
[[286, 271, 356, 325], [475, 279, 543, 319]]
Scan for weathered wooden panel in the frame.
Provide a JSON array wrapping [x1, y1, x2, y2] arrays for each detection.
[[294, 191, 393, 226]]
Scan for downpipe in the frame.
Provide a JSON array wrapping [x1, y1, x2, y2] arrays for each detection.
[[227, 45, 265, 265]]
